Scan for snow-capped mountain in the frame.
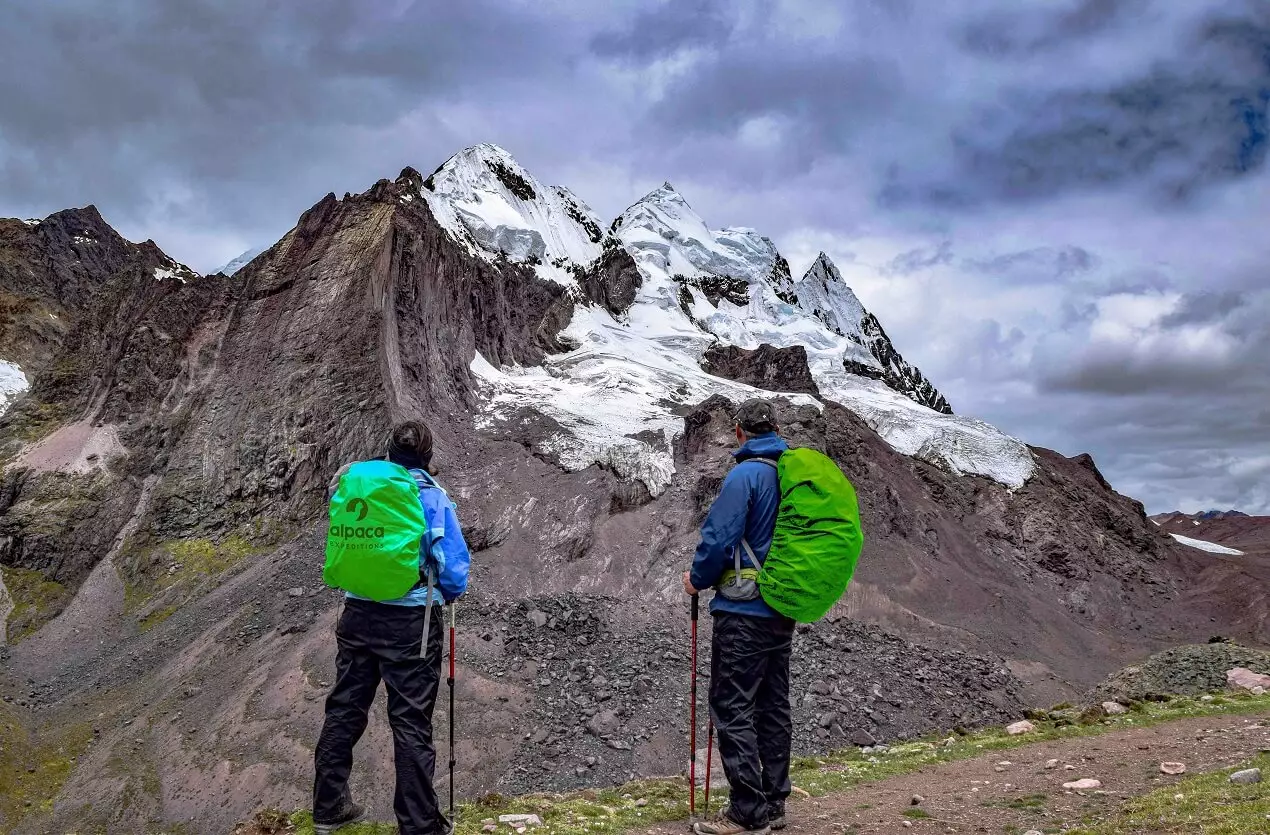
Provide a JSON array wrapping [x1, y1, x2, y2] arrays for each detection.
[[212, 247, 266, 276], [796, 253, 952, 414], [421, 143, 606, 286], [420, 143, 1034, 492]]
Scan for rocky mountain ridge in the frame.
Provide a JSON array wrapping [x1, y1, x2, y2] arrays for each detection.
[[0, 146, 1266, 834]]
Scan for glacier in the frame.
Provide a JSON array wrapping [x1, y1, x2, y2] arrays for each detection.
[[426, 144, 1036, 495], [1169, 533, 1244, 555], [0, 360, 28, 417]]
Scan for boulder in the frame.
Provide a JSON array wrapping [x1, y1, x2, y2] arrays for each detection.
[[1226, 668, 1270, 692], [1006, 720, 1035, 736]]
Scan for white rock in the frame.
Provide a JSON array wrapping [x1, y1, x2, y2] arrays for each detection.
[[1160, 762, 1187, 775], [1229, 768, 1262, 785], [1006, 720, 1035, 736], [1063, 778, 1102, 790], [1044, 759, 1060, 770], [1101, 701, 1128, 715], [500, 814, 544, 827]]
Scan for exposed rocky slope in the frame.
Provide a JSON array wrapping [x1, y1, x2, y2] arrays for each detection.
[[1153, 511, 1270, 558], [1, 145, 1267, 834]]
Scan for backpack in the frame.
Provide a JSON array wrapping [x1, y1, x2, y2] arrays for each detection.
[[324, 460, 429, 601], [720, 448, 864, 622]]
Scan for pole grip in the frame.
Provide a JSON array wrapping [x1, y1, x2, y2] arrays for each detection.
[[691, 592, 699, 620]]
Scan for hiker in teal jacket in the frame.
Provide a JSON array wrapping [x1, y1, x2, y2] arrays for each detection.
[[683, 400, 794, 835]]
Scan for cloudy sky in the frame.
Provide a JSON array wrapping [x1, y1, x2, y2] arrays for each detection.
[[2, 0, 1267, 513]]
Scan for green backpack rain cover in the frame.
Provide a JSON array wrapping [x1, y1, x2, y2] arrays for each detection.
[[324, 460, 428, 601], [759, 448, 864, 623]]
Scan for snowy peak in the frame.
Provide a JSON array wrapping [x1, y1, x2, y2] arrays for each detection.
[[212, 247, 266, 276], [614, 185, 778, 291], [792, 253, 953, 415], [409, 143, 1028, 489], [796, 252, 871, 341], [420, 143, 605, 285]]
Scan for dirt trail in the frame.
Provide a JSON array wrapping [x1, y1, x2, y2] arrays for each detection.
[[641, 712, 1270, 835]]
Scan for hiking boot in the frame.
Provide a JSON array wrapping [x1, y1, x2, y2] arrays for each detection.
[[313, 801, 366, 834], [768, 802, 787, 831], [693, 809, 771, 835]]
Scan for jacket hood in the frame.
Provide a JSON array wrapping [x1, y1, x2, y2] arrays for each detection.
[[733, 433, 789, 460]]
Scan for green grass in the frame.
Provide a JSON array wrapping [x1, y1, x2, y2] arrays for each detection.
[[1068, 755, 1270, 834], [139, 603, 180, 632], [0, 702, 93, 832], [901, 808, 933, 819], [273, 692, 1270, 835], [984, 793, 1048, 810], [1, 565, 68, 642], [123, 535, 263, 612]]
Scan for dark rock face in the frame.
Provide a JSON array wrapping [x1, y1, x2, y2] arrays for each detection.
[[859, 313, 953, 414], [673, 273, 749, 308], [701, 344, 821, 396], [0, 172, 577, 631], [579, 246, 642, 317], [0, 207, 142, 373]]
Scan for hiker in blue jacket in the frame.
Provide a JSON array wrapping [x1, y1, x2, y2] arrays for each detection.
[[683, 399, 793, 835], [314, 421, 471, 835]]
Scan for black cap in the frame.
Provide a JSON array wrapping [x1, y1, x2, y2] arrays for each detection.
[[735, 399, 778, 433]]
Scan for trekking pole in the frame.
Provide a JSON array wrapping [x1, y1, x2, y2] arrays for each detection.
[[703, 720, 714, 817], [448, 600, 457, 823], [689, 593, 699, 821]]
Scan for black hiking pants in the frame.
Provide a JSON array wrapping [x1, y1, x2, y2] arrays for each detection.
[[709, 611, 795, 829], [314, 598, 446, 835]]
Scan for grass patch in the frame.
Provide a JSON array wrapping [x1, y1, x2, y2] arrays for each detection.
[[0, 702, 93, 832], [273, 692, 1270, 835], [123, 535, 263, 612], [1, 565, 68, 642], [984, 793, 1049, 811], [1068, 754, 1270, 834], [139, 603, 179, 632], [902, 808, 933, 819]]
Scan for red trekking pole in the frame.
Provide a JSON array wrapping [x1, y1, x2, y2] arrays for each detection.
[[689, 593, 699, 821], [703, 720, 714, 816]]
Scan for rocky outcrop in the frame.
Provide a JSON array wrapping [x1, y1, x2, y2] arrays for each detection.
[[700, 344, 821, 396], [0, 206, 144, 375], [578, 245, 642, 317], [0, 168, 578, 637], [859, 312, 953, 415]]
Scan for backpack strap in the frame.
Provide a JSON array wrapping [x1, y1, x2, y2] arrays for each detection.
[[419, 565, 436, 659], [731, 457, 778, 573]]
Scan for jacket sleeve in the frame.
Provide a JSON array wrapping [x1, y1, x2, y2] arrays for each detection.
[[432, 498, 471, 602], [690, 466, 752, 591]]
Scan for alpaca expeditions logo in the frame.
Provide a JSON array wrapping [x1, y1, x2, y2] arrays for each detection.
[[330, 497, 387, 547]]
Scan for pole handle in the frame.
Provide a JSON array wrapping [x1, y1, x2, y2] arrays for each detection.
[[690, 593, 699, 620]]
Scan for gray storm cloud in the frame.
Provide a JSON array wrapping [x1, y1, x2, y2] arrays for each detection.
[[1, 0, 1266, 512]]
